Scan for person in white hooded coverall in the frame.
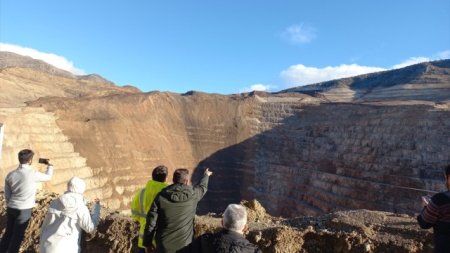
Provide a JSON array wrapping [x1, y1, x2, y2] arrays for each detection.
[[39, 177, 101, 253]]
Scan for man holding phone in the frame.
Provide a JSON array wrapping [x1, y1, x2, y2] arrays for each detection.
[[417, 165, 450, 253], [0, 149, 54, 253]]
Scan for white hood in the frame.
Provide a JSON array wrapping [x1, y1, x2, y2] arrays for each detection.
[[67, 177, 86, 194]]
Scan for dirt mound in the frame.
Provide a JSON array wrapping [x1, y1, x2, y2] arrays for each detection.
[[0, 191, 139, 253], [242, 199, 270, 222], [186, 199, 433, 253], [0, 194, 435, 252], [84, 214, 139, 253]]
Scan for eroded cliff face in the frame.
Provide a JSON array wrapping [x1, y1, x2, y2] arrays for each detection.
[[24, 92, 258, 210]]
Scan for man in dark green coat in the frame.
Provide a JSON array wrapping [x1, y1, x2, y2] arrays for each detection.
[[143, 168, 213, 253]]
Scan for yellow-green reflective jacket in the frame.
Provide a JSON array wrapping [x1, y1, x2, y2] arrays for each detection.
[[131, 180, 168, 248]]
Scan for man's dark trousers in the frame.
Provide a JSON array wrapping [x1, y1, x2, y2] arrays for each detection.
[[0, 207, 32, 253]]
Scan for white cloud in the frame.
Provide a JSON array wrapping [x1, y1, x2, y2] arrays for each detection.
[[436, 50, 450, 59], [281, 24, 316, 44], [240, 83, 275, 93], [392, 57, 430, 69], [0, 43, 85, 75], [281, 64, 386, 87]]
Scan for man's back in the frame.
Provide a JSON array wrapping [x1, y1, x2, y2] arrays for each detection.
[[5, 164, 53, 209], [178, 230, 262, 253], [153, 183, 203, 253], [144, 172, 210, 253], [143, 180, 168, 214], [131, 180, 168, 249], [418, 191, 450, 252], [5, 167, 35, 208]]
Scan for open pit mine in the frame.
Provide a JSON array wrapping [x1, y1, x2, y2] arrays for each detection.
[[0, 52, 449, 252]]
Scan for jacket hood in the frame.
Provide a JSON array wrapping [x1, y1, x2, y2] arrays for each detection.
[[162, 184, 194, 203], [67, 177, 86, 194], [51, 192, 84, 217]]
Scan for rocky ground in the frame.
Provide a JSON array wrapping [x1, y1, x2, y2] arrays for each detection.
[[0, 191, 433, 253]]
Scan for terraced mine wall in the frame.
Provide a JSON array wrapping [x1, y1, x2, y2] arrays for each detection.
[[2, 92, 449, 218], [0, 107, 104, 200], [197, 101, 449, 217]]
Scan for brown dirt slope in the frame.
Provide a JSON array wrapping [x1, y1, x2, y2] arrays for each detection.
[[0, 191, 433, 253]]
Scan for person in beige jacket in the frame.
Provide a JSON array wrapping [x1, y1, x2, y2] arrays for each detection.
[[39, 177, 100, 253]]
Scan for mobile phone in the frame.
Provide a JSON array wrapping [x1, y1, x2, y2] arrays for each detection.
[[38, 158, 49, 165], [421, 196, 431, 205]]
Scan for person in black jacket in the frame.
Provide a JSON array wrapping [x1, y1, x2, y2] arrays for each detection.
[[417, 165, 450, 253], [178, 204, 262, 253], [143, 168, 212, 253]]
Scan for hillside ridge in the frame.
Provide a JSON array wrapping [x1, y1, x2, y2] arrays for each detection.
[[279, 59, 450, 102]]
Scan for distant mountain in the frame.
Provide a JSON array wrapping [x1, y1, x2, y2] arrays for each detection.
[[279, 60, 450, 102], [0, 51, 76, 78], [0, 52, 140, 107], [0, 51, 122, 84]]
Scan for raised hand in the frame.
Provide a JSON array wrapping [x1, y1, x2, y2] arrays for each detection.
[[204, 168, 213, 176]]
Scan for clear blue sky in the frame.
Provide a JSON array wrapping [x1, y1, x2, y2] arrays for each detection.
[[1, 0, 449, 94]]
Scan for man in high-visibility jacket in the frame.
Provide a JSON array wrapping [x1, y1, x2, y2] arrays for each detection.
[[131, 165, 168, 253]]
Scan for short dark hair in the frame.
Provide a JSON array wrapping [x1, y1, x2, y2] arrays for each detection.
[[152, 165, 168, 182], [173, 168, 190, 184], [18, 149, 34, 164], [445, 165, 450, 178]]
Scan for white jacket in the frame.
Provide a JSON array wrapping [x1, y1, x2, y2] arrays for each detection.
[[5, 164, 53, 209], [39, 192, 100, 253]]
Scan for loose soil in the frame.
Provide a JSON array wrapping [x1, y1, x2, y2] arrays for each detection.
[[0, 191, 433, 253]]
